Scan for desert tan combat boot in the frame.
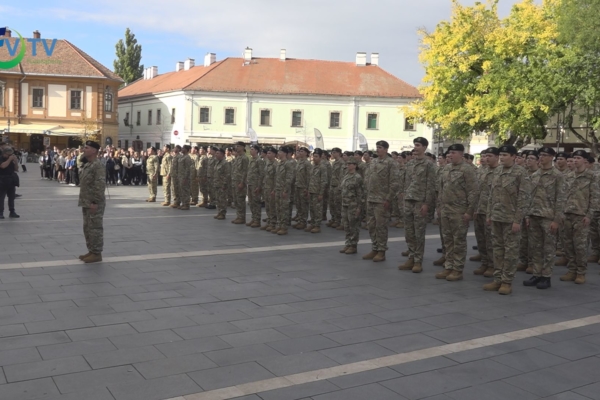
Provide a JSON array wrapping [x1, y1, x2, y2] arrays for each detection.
[[483, 267, 495, 277], [277, 229, 288, 235], [373, 252, 386, 262], [498, 283, 512, 295], [161, 202, 170, 206], [587, 255, 599, 263], [146, 198, 156, 202], [231, 218, 242, 224], [469, 254, 482, 262], [560, 272, 576, 281], [396, 221, 404, 228], [245, 221, 252, 226], [304, 225, 313, 232], [412, 263, 423, 273], [78, 252, 91, 260], [261, 224, 269, 230], [473, 265, 487, 275], [574, 274, 586, 284], [555, 257, 568, 266], [295, 223, 306, 230], [170, 203, 179, 208], [331, 222, 339, 228], [401, 250, 410, 257], [198, 201, 207, 207], [516, 262, 527, 272], [345, 247, 357, 254], [83, 253, 102, 264], [435, 269, 452, 279], [398, 258, 415, 270], [310, 226, 321, 233], [446, 271, 463, 281], [179, 206, 190, 210], [216, 214, 225, 220], [340, 247, 350, 253], [362, 251, 378, 260], [336, 225, 344, 231], [250, 222, 261, 228], [483, 281, 502, 291], [525, 266, 533, 274], [433, 256, 446, 266]]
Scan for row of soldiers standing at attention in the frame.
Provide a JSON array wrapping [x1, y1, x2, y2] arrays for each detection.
[[144, 138, 600, 296]]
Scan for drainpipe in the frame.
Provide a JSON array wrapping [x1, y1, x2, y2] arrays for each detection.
[[18, 64, 26, 124]]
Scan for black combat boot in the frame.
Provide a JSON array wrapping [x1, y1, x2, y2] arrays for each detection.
[[523, 276, 542, 287], [536, 277, 551, 290]]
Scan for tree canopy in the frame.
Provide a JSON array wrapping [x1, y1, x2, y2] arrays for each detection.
[[113, 28, 143, 85]]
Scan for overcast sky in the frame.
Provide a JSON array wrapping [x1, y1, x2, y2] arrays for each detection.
[[4, 0, 524, 87]]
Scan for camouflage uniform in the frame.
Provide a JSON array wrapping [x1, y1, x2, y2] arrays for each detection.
[[367, 156, 399, 252], [198, 154, 209, 204], [178, 153, 194, 208], [171, 153, 181, 206], [226, 155, 234, 206], [78, 159, 106, 254], [295, 158, 311, 226], [263, 159, 277, 229], [518, 168, 538, 268], [247, 155, 265, 225], [435, 165, 445, 255], [341, 171, 364, 248], [146, 154, 159, 200], [275, 159, 294, 231], [207, 155, 217, 206], [563, 169, 599, 276], [231, 153, 249, 221], [527, 167, 565, 277], [160, 152, 173, 204], [288, 158, 297, 221], [361, 161, 373, 222], [438, 162, 478, 272], [403, 157, 436, 263], [329, 159, 344, 225], [322, 160, 332, 221], [213, 158, 231, 217], [308, 162, 328, 228], [589, 169, 600, 261], [190, 153, 200, 204], [395, 163, 406, 223], [487, 164, 531, 284], [474, 165, 498, 270]]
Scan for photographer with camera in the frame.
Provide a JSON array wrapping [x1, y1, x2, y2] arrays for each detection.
[[0, 145, 20, 219]]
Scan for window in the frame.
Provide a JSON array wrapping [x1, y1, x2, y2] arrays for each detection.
[[291, 110, 303, 127], [260, 109, 271, 126], [155, 142, 160, 149], [124, 112, 130, 126], [367, 113, 378, 129], [404, 118, 415, 131], [124, 140, 129, 149], [200, 107, 210, 123], [70, 90, 82, 110], [225, 108, 236, 124], [329, 112, 341, 128], [104, 89, 113, 112], [33, 88, 44, 108], [136, 111, 141, 126], [146, 142, 151, 149], [171, 108, 176, 124], [117, 140, 122, 148], [156, 109, 162, 125], [147, 110, 153, 125]]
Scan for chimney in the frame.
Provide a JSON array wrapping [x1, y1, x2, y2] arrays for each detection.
[[147, 66, 158, 79], [3, 29, 11, 38], [280, 49, 286, 61], [33, 30, 41, 39], [243, 47, 252, 63], [356, 52, 367, 67], [184, 58, 195, 70], [143, 68, 148, 80], [204, 53, 216, 67], [371, 53, 379, 66], [176, 61, 184, 72]]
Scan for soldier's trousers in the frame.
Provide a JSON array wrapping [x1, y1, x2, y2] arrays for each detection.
[[309, 193, 323, 227], [474, 213, 491, 267], [248, 185, 261, 224], [82, 205, 104, 254], [564, 213, 590, 275], [404, 200, 428, 264], [367, 201, 390, 252], [322, 187, 329, 221], [266, 191, 277, 228], [441, 212, 468, 272], [391, 196, 399, 219], [491, 221, 521, 284], [227, 183, 233, 206], [172, 176, 181, 205], [207, 177, 214, 205], [528, 216, 556, 278], [191, 175, 199, 203], [518, 219, 531, 267], [330, 187, 342, 224], [180, 179, 191, 207], [162, 176, 171, 204], [147, 175, 157, 199], [289, 186, 295, 220], [215, 185, 227, 216], [275, 191, 290, 229], [295, 188, 309, 225], [589, 212, 600, 258], [342, 204, 360, 247], [199, 180, 209, 204], [233, 184, 247, 221]]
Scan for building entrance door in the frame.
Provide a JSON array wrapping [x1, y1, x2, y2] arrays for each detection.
[[30, 134, 44, 154]]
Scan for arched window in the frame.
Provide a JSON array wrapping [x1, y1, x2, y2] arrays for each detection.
[[104, 87, 113, 112]]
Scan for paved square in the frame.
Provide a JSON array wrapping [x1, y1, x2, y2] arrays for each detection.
[[2, 170, 600, 400]]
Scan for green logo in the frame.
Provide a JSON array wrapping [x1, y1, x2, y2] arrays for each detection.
[[0, 28, 27, 70]]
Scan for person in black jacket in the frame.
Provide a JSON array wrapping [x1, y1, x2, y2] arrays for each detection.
[[0, 146, 20, 219]]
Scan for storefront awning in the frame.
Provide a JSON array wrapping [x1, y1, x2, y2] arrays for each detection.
[[6, 124, 61, 134], [48, 129, 90, 137]]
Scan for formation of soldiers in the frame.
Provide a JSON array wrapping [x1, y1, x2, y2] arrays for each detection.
[[145, 138, 600, 296]]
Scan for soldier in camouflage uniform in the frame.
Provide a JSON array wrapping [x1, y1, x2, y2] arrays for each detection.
[[523, 147, 565, 290], [231, 141, 249, 224], [517, 150, 539, 273], [177, 145, 194, 210], [587, 156, 600, 264], [206, 147, 218, 209], [322, 151, 332, 222], [398, 137, 436, 273], [339, 157, 363, 254], [160, 145, 173, 206], [432, 152, 448, 265], [226, 148, 234, 207], [190, 146, 200, 205], [274, 147, 294, 235], [328, 148, 344, 228], [484, 145, 531, 295], [145, 147, 159, 202], [294, 147, 311, 230], [170, 145, 182, 208], [246, 145, 265, 228], [213, 148, 231, 220], [306, 148, 328, 233], [361, 151, 373, 229], [262, 147, 278, 231], [560, 150, 599, 285], [198, 146, 209, 207], [78, 141, 105, 264], [554, 152, 573, 265], [287, 150, 298, 224], [362, 140, 399, 263], [434, 144, 478, 282]]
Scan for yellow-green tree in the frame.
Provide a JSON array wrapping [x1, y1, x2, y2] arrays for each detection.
[[407, 0, 563, 145]]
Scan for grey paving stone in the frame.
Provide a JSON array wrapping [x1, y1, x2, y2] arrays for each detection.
[[126, 290, 183, 302], [274, 321, 342, 338], [0, 331, 71, 351], [445, 380, 538, 400], [422, 324, 490, 344], [188, 361, 275, 390], [444, 345, 513, 364], [155, 336, 230, 357], [109, 329, 183, 350], [390, 356, 458, 376], [327, 367, 402, 389], [85, 346, 166, 369], [188, 310, 252, 324], [249, 294, 305, 306], [573, 384, 600, 400], [373, 320, 438, 337], [66, 323, 138, 341], [257, 351, 339, 376], [4, 355, 91, 382], [491, 348, 569, 372], [108, 373, 202, 400], [129, 316, 197, 333], [258, 380, 339, 400], [110, 299, 170, 312], [38, 338, 117, 360], [284, 309, 345, 324], [220, 328, 289, 347], [30, 387, 116, 400], [173, 322, 242, 339], [419, 312, 482, 328], [267, 334, 340, 355], [286, 298, 344, 311], [314, 382, 407, 400], [133, 353, 217, 379], [324, 327, 392, 345], [0, 347, 42, 367], [543, 393, 595, 400], [537, 339, 600, 361], [90, 310, 155, 326], [25, 316, 95, 334], [243, 304, 301, 318], [231, 315, 295, 331], [0, 377, 60, 400], [0, 323, 27, 338], [204, 343, 283, 366], [375, 333, 447, 354], [319, 342, 395, 364], [328, 314, 390, 330], [53, 365, 146, 394]]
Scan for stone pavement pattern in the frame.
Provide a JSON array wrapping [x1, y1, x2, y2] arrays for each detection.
[[1, 169, 600, 400]]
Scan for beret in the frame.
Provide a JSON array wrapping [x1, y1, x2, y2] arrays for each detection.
[[354, 150, 364, 156], [527, 150, 539, 159], [376, 140, 390, 148], [313, 148, 324, 156], [234, 141, 246, 146], [331, 147, 342, 153], [538, 147, 556, 156], [572, 150, 589, 158], [85, 141, 100, 150], [278, 146, 290, 154], [588, 156, 596, 163], [487, 147, 500, 155], [449, 143, 464, 152], [413, 137, 429, 147], [499, 145, 517, 155], [556, 151, 571, 159], [215, 147, 225, 154]]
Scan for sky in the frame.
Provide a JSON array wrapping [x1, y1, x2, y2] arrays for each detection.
[[3, 0, 524, 87]]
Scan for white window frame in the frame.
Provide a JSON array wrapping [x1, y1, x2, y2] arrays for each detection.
[[104, 90, 113, 112], [404, 117, 416, 131], [32, 87, 45, 108], [329, 111, 342, 129], [224, 107, 236, 125], [291, 109, 303, 128], [366, 112, 379, 130], [259, 108, 272, 126], [199, 106, 211, 124]]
